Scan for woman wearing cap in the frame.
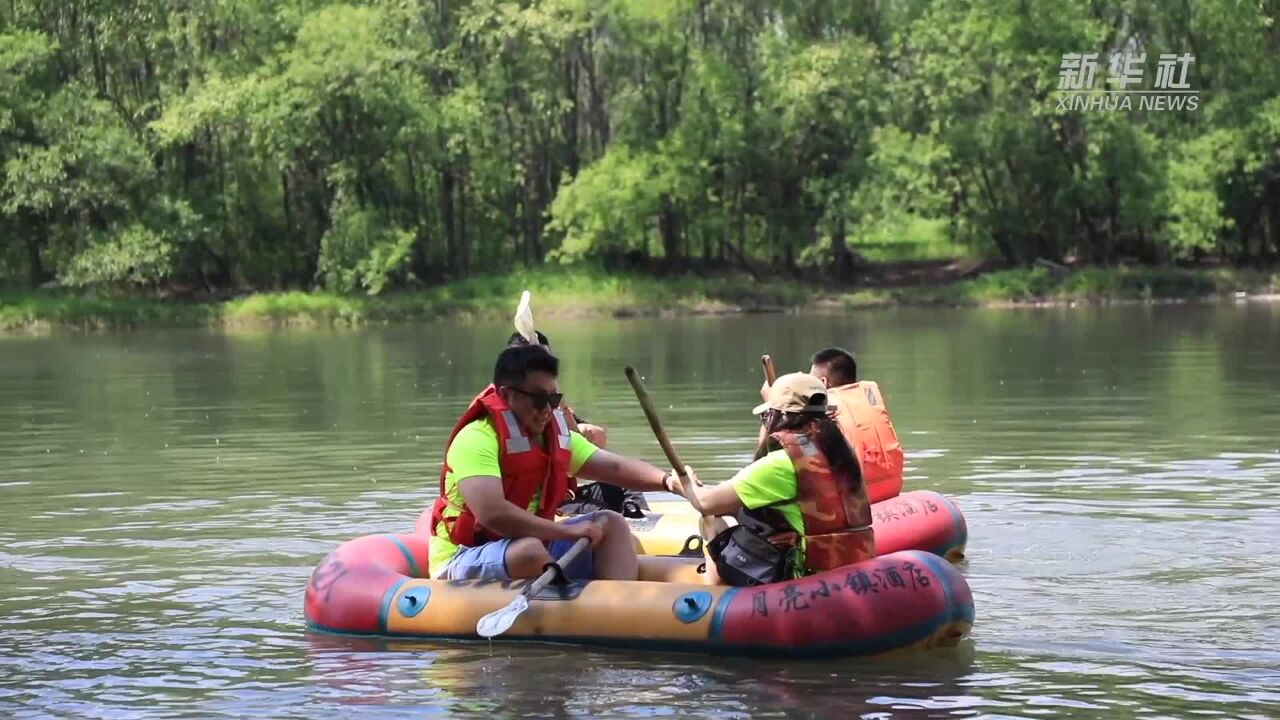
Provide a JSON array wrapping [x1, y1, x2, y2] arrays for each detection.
[[676, 373, 876, 586]]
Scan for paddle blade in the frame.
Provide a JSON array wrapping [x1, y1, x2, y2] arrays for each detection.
[[476, 594, 529, 638], [514, 290, 537, 344]]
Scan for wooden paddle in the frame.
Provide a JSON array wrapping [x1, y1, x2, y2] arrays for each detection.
[[623, 366, 705, 514], [761, 354, 778, 386]]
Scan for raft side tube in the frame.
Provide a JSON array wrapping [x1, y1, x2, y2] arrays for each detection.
[[307, 532, 974, 658], [304, 533, 430, 634]]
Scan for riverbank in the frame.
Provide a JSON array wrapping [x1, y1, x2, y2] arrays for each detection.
[[837, 264, 1279, 308], [2, 265, 1276, 332]]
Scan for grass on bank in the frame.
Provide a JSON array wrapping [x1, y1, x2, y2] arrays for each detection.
[[0, 292, 218, 331], [837, 266, 1279, 308], [2, 265, 1277, 332], [219, 269, 814, 328], [0, 268, 814, 331]]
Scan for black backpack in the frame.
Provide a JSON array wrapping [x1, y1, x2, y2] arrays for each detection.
[[557, 481, 650, 518]]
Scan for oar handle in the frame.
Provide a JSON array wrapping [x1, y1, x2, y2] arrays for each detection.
[[762, 354, 778, 386], [624, 367, 687, 474], [623, 366, 705, 514], [525, 534, 591, 598]]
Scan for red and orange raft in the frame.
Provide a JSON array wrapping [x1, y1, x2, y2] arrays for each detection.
[[305, 490, 972, 657]]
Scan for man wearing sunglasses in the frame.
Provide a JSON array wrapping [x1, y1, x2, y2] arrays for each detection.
[[426, 343, 682, 582]]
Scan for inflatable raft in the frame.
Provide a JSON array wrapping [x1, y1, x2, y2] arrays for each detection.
[[304, 532, 974, 657]]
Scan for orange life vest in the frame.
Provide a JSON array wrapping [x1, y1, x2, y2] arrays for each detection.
[[828, 381, 905, 503], [428, 385, 574, 546], [774, 429, 876, 572]]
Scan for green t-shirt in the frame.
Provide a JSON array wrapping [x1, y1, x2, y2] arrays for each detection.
[[429, 419, 599, 575], [730, 449, 806, 575]]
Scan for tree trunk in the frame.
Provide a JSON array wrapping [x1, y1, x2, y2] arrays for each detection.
[[281, 172, 294, 236], [659, 195, 680, 267], [1266, 177, 1280, 260], [582, 29, 609, 152], [735, 179, 747, 265], [563, 49, 580, 176], [831, 217, 854, 280], [26, 223, 51, 287], [440, 167, 457, 273], [458, 161, 471, 275], [404, 147, 430, 278]]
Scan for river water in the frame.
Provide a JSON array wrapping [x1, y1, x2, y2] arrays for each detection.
[[2, 305, 1278, 718]]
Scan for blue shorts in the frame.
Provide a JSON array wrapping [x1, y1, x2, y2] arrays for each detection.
[[437, 512, 599, 581]]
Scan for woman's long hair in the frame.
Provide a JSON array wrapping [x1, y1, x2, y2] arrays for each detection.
[[756, 406, 863, 492]]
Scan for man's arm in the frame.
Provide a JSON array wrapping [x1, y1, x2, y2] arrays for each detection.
[[576, 448, 674, 493], [458, 476, 579, 542]]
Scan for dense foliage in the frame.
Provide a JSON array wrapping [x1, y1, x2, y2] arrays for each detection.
[[1, 0, 1277, 293]]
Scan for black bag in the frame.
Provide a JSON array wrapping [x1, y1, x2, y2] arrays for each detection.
[[706, 513, 798, 587], [558, 481, 650, 518]]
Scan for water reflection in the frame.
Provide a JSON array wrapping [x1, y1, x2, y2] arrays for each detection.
[[301, 633, 981, 718]]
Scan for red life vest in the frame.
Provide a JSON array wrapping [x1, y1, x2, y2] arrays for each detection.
[[428, 385, 574, 546], [773, 429, 876, 572], [828, 381, 905, 504]]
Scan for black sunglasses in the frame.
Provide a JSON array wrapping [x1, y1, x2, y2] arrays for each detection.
[[505, 386, 564, 410]]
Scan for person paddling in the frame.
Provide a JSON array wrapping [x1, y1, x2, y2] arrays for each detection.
[[674, 373, 876, 586], [427, 343, 683, 581], [760, 347, 905, 503]]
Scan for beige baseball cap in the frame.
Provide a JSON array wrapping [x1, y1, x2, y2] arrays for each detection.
[[752, 372, 835, 415]]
